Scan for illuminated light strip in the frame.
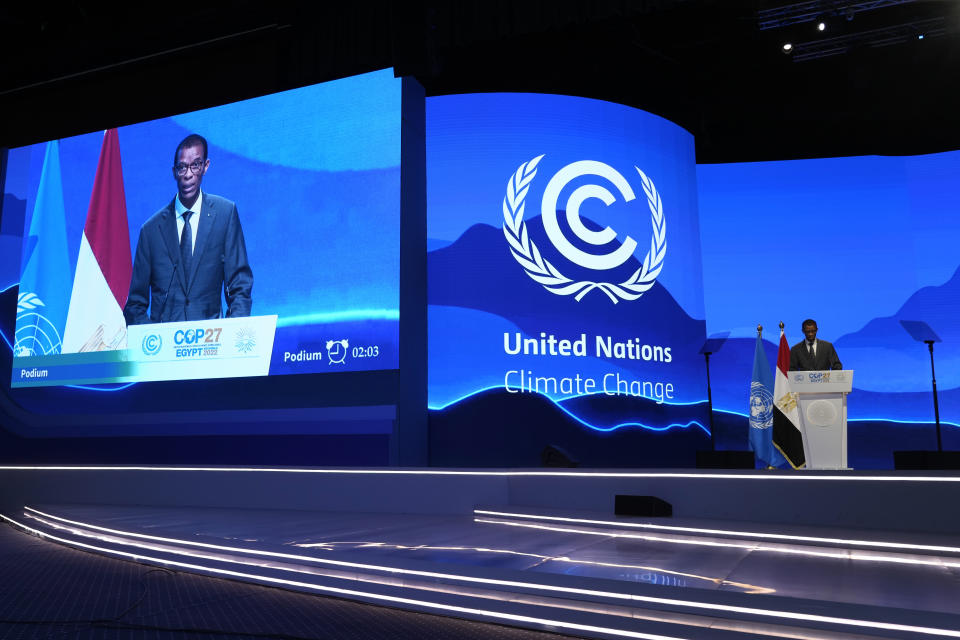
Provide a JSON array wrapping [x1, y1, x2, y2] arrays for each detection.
[[25, 511, 770, 631], [0, 310, 955, 427], [291, 541, 774, 595], [429, 386, 709, 435], [25, 507, 756, 595], [65, 382, 137, 391], [712, 408, 960, 429], [429, 385, 710, 411], [0, 513, 691, 640], [25, 507, 772, 595], [24, 513, 783, 635], [474, 509, 960, 555], [10, 512, 960, 639], [428, 388, 960, 430], [4, 466, 960, 481], [473, 518, 960, 569]]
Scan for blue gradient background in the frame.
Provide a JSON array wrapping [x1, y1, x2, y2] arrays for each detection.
[[699, 152, 960, 427]]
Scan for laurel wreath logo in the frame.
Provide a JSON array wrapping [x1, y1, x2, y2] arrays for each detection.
[[501, 155, 666, 303], [17, 292, 45, 314]]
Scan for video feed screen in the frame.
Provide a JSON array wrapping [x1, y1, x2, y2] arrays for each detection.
[[3, 69, 401, 388]]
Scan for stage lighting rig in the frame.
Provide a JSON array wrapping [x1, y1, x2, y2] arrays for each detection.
[[757, 1, 950, 62], [757, 1, 917, 31], [787, 16, 945, 61]]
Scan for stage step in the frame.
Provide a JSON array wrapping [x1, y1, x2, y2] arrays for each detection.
[[4, 504, 959, 640]]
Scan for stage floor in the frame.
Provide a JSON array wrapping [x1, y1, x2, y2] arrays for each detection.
[[6, 502, 960, 640]]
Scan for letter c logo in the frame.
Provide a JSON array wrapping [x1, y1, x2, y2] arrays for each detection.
[[540, 160, 638, 271]]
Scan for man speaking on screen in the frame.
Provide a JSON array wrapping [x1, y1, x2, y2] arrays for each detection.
[[789, 318, 842, 371], [124, 134, 252, 325]]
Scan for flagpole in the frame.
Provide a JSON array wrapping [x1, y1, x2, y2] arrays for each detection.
[[704, 348, 715, 450], [925, 340, 942, 452], [698, 332, 730, 459]]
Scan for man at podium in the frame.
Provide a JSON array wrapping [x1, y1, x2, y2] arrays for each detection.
[[789, 319, 842, 371]]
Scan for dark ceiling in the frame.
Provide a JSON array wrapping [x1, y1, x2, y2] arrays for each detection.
[[1, 1, 957, 162]]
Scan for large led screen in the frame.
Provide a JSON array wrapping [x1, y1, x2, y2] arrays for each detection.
[[427, 93, 708, 467], [2, 69, 401, 390]]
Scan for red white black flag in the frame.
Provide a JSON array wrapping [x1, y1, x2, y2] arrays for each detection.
[[62, 129, 132, 352], [773, 329, 805, 468]]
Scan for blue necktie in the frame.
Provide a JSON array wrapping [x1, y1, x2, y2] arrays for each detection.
[[180, 211, 193, 279]]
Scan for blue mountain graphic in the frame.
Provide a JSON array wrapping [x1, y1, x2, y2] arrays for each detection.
[[430, 388, 710, 467], [1, 193, 27, 237], [838, 263, 960, 347], [835, 262, 960, 391], [428, 219, 705, 348]]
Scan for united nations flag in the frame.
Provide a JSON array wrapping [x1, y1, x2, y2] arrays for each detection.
[[749, 331, 786, 468], [14, 141, 71, 358]]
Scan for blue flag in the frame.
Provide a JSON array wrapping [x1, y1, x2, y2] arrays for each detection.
[[749, 334, 786, 467], [14, 141, 72, 357]]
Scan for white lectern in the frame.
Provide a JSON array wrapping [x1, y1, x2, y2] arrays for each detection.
[[788, 370, 854, 470]]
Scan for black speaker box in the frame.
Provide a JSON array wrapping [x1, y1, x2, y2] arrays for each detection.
[[893, 450, 960, 470], [615, 495, 672, 517], [695, 450, 755, 469]]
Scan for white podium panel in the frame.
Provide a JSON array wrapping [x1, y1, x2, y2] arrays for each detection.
[[127, 315, 278, 382], [788, 370, 854, 470]]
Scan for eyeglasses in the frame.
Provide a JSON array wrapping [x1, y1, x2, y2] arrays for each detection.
[[174, 160, 205, 176]]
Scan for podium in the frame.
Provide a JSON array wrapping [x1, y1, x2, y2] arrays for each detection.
[[788, 370, 854, 470]]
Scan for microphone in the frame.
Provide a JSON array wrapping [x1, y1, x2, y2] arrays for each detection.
[[157, 263, 178, 323]]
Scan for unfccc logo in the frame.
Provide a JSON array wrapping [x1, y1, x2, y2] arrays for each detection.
[[502, 155, 666, 302], [141, 333, 162, 356]]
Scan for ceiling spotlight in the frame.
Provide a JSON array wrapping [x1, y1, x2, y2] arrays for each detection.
[[817, 21, 826, 32], [782, 43, 793, 53], [918, 34, 924, 40]]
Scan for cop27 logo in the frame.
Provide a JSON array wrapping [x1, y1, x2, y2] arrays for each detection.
[[141, 334, 162, 356], [502, 156, 666, 303]]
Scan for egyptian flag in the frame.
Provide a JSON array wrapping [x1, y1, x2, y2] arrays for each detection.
[[62, 129, 132, 353], [773, 328, 805, 468]]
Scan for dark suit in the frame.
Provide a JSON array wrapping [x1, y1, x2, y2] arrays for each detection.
[[789, 339, 842, 371], [124, 193, 252, 325]]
